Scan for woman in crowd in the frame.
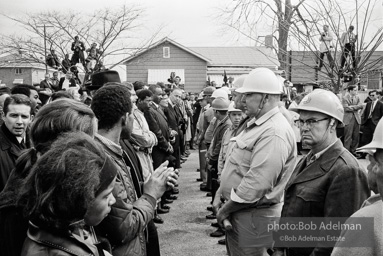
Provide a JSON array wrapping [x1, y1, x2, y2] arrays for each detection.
[[0, 99, 97, 256], [19, 132, 117, 255]]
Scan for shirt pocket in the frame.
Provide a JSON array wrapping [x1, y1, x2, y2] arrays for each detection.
[[228, 139, 252, 170], [296, 187, 325, 217]]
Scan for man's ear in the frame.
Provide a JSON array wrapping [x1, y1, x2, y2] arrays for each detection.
[[121, 113, 127, 126]]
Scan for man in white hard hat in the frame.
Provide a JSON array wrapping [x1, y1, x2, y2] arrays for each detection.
[[216, 67, 297, 255], [212, 101, 243, 245], [273, 89, 370, 256], [231, 74, 250, 136], [331, 118, 383, 256], [196, 86, 215, 191], [206, 98, 232, 234]]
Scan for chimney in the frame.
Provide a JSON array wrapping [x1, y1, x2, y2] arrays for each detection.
[[265, 35, 273, 48]]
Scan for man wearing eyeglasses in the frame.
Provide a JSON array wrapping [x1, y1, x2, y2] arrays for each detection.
[[272, 89, 370, 256]]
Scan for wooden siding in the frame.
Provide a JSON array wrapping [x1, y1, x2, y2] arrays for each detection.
[[125, 41, 207, 93], [289, 51, 383, 89]]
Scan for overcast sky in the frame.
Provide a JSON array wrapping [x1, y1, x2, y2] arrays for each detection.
[[0, 0, 239, 47], [0, 0, 382, 79]]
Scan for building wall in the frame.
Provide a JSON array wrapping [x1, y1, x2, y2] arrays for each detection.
[[125, 42, 207, 93], [0, 67, 56, 88], [0, 67, 32, 88]]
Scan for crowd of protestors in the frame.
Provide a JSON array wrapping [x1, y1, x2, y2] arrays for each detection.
[[0, 68, 206, 256], [0, 28, 383, 255]]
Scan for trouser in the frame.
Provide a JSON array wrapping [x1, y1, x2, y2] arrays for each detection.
[[71, 51, 85, 66], [179, 130, 185, 155], [340, 44, 356, 69], [318, 51, 334, 69], [226, 204, 283, 256], [172, 134, 181, 169], [199, 142, 207, 182], [210, 163, 219, 201], [360, 119, 376, 147], [343, 116, 360, 154], [146, 220, 161, 256], [205, 143, 211, 188]]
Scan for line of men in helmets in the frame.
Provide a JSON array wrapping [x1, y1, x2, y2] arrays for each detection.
[[195, 67, 381, 255]]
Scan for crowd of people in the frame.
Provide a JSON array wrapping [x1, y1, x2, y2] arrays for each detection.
[[0, 30, 382, 255]]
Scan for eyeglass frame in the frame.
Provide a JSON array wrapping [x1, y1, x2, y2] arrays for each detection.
[[297, 117, 329, 128]]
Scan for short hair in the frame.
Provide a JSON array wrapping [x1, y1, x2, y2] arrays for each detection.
[[349, 25, 354, 30], [156, 82, 165, 89], [323, 25, 329, 28], [91, 83, 132, 130], [31, 99, 96, 152], [148, 84, 161, 94], [347, 85, 356, 92], [11, 84, 38, 98], [137, 89, 153, 101], [19, 132, 107, 231], [51, 91, 74, 101], [164, 88, 172, 96], [368, 90, 377, 96], [3, 94, 33, 115], [121, 81, 134, 91], [133, 81, 145, 91], [172, 88, 183, 95]]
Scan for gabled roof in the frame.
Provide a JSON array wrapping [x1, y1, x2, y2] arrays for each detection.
[[189, 46, 279, 67], [123, 37, 211, 64], [0, 54, 47, 70]]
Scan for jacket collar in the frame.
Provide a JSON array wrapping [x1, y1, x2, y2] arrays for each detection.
[[0, 123, 28, 151], [150, 102, 167, 121], [286, 140, 345, 188], [27, 222, 99, 256]]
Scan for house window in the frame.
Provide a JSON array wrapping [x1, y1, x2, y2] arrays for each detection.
[[163, 47, 170, 58], [15, 68, 22, 74]]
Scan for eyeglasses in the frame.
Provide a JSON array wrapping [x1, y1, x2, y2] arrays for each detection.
[[298, 118, 329, 128]]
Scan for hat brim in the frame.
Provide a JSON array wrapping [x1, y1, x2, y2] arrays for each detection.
[[288, 105, 344, 125], [357, 141, 383, 152], [235, 87, 250, 93], [235, 87, 281, 94]]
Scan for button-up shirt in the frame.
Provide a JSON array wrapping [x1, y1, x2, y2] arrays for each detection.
[[220, 107, 297, 205]]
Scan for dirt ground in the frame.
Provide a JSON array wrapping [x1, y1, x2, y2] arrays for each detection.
[[157, 149, 227, 256], [156, 150, 370, 256]]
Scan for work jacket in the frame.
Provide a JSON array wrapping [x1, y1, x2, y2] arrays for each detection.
[[281, 140, 370, 256]]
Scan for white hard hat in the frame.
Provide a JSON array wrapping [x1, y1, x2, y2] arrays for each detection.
[[290, 89, 344, 124], [197, 92, 204, 101], [236, 68, 282, 94], [211, 88, 229, 100], [357, 118, 383, 152], [228, 101, 242, 113], [231, 75, 247, 92], [221, 86, 231, 95], [212, 98, 230, 111]]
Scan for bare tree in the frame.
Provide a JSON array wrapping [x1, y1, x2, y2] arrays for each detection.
[[219, 0, 306, 74], [287, 0, 383, 92], [219, 0, 383, 93], [0, 5, 162, 72]]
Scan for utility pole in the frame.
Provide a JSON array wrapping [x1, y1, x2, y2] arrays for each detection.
[[37, 24, 54, 74]]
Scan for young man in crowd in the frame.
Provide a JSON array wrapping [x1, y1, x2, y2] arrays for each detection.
[[0, 94, 32, 191], [91, 83, 178, 256]]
